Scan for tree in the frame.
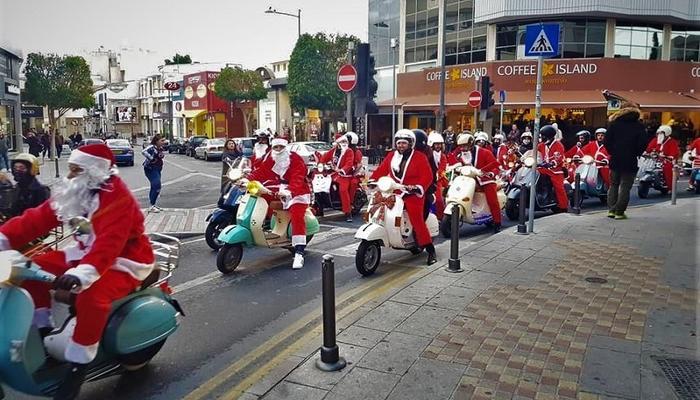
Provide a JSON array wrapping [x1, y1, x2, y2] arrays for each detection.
[[214, 66, 267, 135], [288, 33, 360, 113], [23, 53, 94, 156], [164, 53, 192, 65]]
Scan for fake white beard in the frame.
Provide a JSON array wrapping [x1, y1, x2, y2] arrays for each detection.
[[460, 151, 473, 165], [254, 143, 268, 158], [271, 149, 291, 177], [339, 143, 348, 151], [390, 150, 403, 174], [433, 150, 442, 166], [51, 173, 104, 222], [657, 134, 664, 143]]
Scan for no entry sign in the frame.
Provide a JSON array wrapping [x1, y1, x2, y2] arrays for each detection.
[[337, 64, 358, 92], [468, 90, 482, 108]]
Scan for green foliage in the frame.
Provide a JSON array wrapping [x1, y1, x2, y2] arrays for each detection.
[[288, 33, 360, 112], [214, 67, 267, 103], [23, 53, 95, 116], [165, 53, 192, 65]]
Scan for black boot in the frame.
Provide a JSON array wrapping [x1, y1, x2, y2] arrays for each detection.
[[425, 244, 437, 266], [53, 363, 88, 400], [345, 213, 353, 222], [493, 223, 502, 234]]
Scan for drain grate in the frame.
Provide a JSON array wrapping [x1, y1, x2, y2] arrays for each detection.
[[585, 276, 608, 284], [656, 357, 700, 400]]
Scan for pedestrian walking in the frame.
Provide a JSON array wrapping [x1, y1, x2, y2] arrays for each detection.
[[55, 134, 64, 158], [0, 132, 9, 170], [40, 132, 50, 160], [26, 131, 42, 158], [142, 134, 166, 213], [604, 103, 647, 220], [221, 138, 242, 192]]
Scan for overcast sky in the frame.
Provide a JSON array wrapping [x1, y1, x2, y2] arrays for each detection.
[[1, 0, 368, 80]]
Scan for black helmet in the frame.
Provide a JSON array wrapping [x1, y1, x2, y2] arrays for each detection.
[[576, 130, 591, 142], [412, 129, 428, 148], [539, 125, 557, 142]]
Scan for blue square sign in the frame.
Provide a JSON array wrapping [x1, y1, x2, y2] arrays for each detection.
[[524, 23, 560, 57]]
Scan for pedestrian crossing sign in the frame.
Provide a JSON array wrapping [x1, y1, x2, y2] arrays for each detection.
[[525, 23, 560, 57]]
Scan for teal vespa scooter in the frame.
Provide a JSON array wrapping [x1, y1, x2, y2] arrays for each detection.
[[0, 219, 184, 399]]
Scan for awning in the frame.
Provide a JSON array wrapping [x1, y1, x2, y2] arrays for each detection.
[[604, 91, 700, 112], [180, 109, 206, 119]]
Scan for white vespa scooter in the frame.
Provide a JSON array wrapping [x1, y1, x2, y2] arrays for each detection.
[[354, 176, 439, 276], [439, 165, 506, 237]]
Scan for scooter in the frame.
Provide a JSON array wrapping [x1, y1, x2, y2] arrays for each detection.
[[309, 163, 367, 217], [637, 154, 671, 198], [354, 177, 439, 276], [215, 180, 320, 274], [439, 165, 506, 238], [0, 218, 183, 399], [504, 151, 572, 221], [204, 157, 250, 250], [569, 155, 608, 207]]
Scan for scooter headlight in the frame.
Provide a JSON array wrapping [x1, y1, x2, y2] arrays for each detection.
[[523, 157, 535, 168], [0, 251, 12, 282], [377, 176, 394, 193], [581, 155, 594, 165], [316, 163, 324, 172]]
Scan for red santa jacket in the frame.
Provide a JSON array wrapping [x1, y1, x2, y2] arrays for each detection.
[[496, 144, 510, 170], [582, 141, 610, 164], [353, 148, 364, 176], [0, 176, 154, 289], [251, 143, 271, 169], [447, 145, 501, 185], [247, 151, 310, 206], [565, 144, 586, 159], [538, 140, 566, 175], [319, 147, 354, 177], [690, 137, 700, 168], [371, 149, 433, 197], [431, 151, 449, 187], [646, 136, 680, 160]]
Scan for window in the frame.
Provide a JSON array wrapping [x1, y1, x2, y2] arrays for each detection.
[[404, 0, 439, 63], [670, 27, 700, 62], [614, 22, 663, 60], [443, 0, 485, 66], [496, 19, 606, 60]]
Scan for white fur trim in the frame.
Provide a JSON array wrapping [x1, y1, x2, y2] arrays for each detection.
[[292, 235, 307, 246], [254, 143, 268, 159], [0, 233, 9, 251], [65, 337, 99, 364], [284, 193, 311, 209], [390, 150, 403, 175], [64, 264, 101, 291], [113, 257, 155, 281], [271, 138, 288, 147], [63, 245, 86, 262], [68, 149, 111, 175], [33, 307, 54, 329]]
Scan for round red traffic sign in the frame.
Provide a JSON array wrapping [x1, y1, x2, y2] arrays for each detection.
[[337, 64, 358, 93], [468, 90, 482, 108]]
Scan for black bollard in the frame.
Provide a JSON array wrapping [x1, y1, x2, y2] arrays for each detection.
[[316, 255, 347, 372], [445, 203, 464, 273], [573, 172, 581, 215], [516, 185, 528, 234], [54, 157, 60, 178]]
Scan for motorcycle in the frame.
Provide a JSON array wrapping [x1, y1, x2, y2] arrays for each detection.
[[504, 151, 572, 221], [215, 180, 320, 274], [0, 218, 183, 399], [354, 177, 439, 276], [204, 157, 250, 250], [569, 155, 608, 207], [637, 154, 671, 198], [439, 165, 506, 238], [309, 163, 367, 217]]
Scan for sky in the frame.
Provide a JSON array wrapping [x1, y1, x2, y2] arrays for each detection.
[[1, 0, 368, 80]]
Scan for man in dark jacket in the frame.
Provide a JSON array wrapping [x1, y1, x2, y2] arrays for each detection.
[[604, 103, 647, 219], [9, 153, 50, 218]]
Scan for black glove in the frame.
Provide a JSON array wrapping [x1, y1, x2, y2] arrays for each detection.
[[54, 274, 81, 291]]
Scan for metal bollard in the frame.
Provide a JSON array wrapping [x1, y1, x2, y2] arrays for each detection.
[[516, 186, 528, 234], [671, 165, 678, 205], [572, 172, 581, 215], [445, 203, 464, 273], [316, 255, 347, 372], [54, 157, 60, 178]]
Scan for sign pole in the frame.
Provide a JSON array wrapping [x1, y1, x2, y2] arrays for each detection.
[[527, 55, 543, 233], [473, 76, 479, 131], [499, 101, 504, 135], [346, 42, 354, 132]]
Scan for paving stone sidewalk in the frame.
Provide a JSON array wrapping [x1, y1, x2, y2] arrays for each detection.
[[243, 197, 698, 400], [142, 207, 214, 237]]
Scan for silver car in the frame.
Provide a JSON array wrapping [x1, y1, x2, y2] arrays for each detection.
[[195, 138, 226, 161], [289, 141, 333, 167]]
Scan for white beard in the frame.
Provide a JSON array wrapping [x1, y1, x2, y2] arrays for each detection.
[[271, 149, 291, 177], [657, 134, 664, 143], [433, 150, 442, 167], [460, 151, 473, 165], [254, 143, 268, 158], [51, 174, 102, 222], [390, 150, 404, 175]]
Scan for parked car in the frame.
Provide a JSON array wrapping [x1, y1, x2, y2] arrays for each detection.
[[233, 137, 256, 158], [78, 138, 105, 147], [185, 135, 209, 157], [290, 141, 333, 167], [168, 138, 187, 154], [106, 139, 135, 166], [195, 138, 226, 161]]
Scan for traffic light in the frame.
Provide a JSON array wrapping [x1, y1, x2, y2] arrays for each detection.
[[366, 54, 378, 114], [355, 43, 370, 99], [480, 76, 495, 111]]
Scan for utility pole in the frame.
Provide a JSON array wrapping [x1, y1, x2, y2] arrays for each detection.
[[346, 41, 354, 132], [436, 0, 447, 133]]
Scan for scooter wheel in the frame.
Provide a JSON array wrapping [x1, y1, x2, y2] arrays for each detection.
[[217, 244, 243, 274], [637, 182, 650, 199], [119, 339, 166, 371], [356, 240, 381, 276], [205, 221, 227, 250]]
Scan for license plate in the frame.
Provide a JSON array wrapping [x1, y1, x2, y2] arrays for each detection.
[[112, 150, 123, 155]]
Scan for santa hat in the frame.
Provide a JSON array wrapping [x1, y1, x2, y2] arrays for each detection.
[[271, 138, 288, 147], [68, 144, 115, 175]]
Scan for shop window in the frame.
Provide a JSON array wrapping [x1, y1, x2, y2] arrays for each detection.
[[406, 0, 416, 14], [563, 43, 585, 58], [614, 23, 663, 60], [670, 28, 700, 62], [471, 51, 486, 62], [427, 44, 438, 60], [416, 0, 427, 12], [496, 47, 517, 60]]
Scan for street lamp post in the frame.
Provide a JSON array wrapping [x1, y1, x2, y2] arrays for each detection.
[[265, 6, 301, 37]]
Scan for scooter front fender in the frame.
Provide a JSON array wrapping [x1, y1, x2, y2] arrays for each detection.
[[217, 225, 254, 246], [207, 209, 234, 226], [354, 223, 387, 246], [506, 186, 522, 200]]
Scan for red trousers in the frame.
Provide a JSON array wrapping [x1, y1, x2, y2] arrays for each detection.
[[662, 162, 674, 190], [288, 202, 308, 246], [434, 184, 446, 220], [335, 176, 353, 214], [23, 251, 139, 356], [538, 168, 569, 210], [404, 195, 432, 247], [598, 167, 610, 187], [480, 183, 502, 224]]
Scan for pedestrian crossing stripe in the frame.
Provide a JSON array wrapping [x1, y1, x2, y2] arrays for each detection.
[[528, 29, 554, 54]]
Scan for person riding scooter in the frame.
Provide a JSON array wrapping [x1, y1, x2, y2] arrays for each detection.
[[252, 129, 271, 169], [447, 132, 503, 233], [537, 125, 569, 213], [492, 133, 506, 158], [687, 134, 700, 191], [519, 131, 533, 155], [246, 138, 311, 269], [413, 129, 438, 220], [427, 132, 448, 219], [566, 130, 590, 159], [474, 131, 490, 148], [0, 144, 155, 400], [8, 153, 50, 218], [346, 131, 365, 210], [319, 134, 355, 222], [644, 125, 680, 191], [582, 128, 610, 187], [370, 129, 436, 265]]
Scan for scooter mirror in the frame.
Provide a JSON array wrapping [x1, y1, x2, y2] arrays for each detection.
[[0, 251, 13, 282], [69, 217, 92, 235]]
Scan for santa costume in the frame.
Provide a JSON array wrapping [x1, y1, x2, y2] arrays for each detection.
[[247, 138, 310, 269], [319, 135, 355, 219], [688, 136, 700, 188], [251, 129, 272, 169], [427, 132, 448, 219], [346, 132, 365, 214], [645, 125, 680, 189], [0, 144, 154, 398], [537, 126, 569, 210], [582, 131, 611, 187]]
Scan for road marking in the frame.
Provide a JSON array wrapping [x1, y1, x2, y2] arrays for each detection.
[[171, 271, 222, 294], [181, 237, 205, 245], [182, 265, 422, 400], [131, 172, 220, 193]]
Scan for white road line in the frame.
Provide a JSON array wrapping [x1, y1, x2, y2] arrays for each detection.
[[132, 172, 219, 193], [182, 237, 206, 245], [172, 271, 222, 294]]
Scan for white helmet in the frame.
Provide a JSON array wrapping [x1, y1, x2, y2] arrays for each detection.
[[656, 125, 672, 137], [493, 133, 505, 142], [345, 131, 359, 145], [457, 133, 475, 146], [475, 131, 490, 144], [427, 132, 444, 146], [521, 131, 533, 139], [253, 128, 270, 138], [394, 129, 416, 147], [595, 128, 607, 135]]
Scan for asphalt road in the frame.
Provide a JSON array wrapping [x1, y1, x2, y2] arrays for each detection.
[[9, 143, 695, 400]]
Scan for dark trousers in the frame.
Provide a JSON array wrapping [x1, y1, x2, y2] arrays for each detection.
[[607, 170, 635, 214], [144, 167, 162, 206]]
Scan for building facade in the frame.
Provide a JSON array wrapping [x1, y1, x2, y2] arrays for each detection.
[[0, 47, 22, 151], [256, 60, 293, 136], [369, 0, 700, 147]]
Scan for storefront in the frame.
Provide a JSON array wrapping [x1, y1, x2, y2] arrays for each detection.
[[374, 59, 700, 147], [182, 71, 248, 138], [0, 77, 21, 151], [21, 105, 45, 133]]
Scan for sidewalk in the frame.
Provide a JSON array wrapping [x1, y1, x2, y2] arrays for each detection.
[[242, 198, 698, 400], [142, 207, 214, 238]]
